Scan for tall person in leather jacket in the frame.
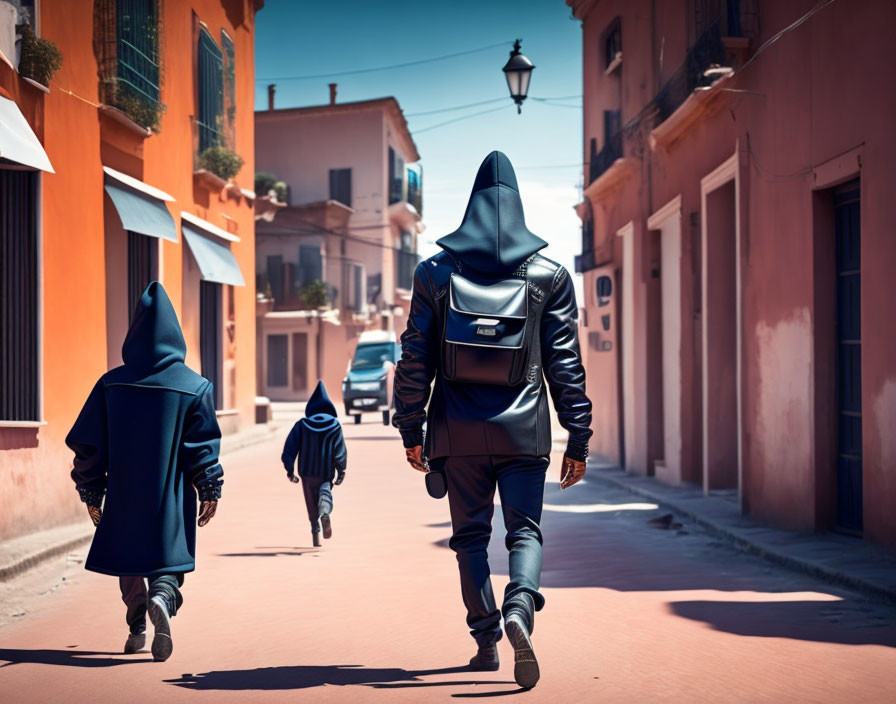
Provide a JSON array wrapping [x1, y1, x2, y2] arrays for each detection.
[[392, 151, 593, 689]]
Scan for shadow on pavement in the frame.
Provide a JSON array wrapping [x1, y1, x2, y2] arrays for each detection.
[[165, 664, 513, 691], [217, 550, 318, 558], [0, 649, 152, 667], [426, 482, 896, 649], [668, 600, 896, 647]]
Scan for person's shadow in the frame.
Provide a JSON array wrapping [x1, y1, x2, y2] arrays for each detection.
[[0, 648, 152, 667], [165, 664, 520, 693]]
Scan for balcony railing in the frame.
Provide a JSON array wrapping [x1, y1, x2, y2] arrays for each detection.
[[654, 17, 727, 123], [589, 129, 622, 185]]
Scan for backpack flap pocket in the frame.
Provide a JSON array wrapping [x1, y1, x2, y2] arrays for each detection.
[[446, 274, 528, 348], [443, 274, 530, 385]]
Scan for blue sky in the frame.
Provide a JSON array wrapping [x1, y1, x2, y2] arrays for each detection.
[[254, 0, 584, 291]]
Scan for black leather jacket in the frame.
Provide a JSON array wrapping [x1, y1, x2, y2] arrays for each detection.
[[392, 151, 592, 461]]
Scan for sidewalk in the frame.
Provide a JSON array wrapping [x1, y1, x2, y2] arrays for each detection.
[[0, 421, 278, 583], [588, 461, 896, 604]]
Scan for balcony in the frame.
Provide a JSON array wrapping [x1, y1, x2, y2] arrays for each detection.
[[654, 19, 727, 124], [589, 129, 622, 185]]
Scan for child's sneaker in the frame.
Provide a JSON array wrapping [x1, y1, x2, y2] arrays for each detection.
[[148, 595, 173, 662], [320, 512, 332, 539]]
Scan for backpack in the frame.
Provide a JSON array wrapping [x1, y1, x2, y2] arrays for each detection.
[[440, 264, 541, 387]]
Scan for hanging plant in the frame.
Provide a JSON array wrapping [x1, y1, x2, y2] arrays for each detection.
[[198, 146, 244, 181], [18, 26, 62, 87]]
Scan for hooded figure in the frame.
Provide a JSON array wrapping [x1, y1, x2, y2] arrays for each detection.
[[67, 281, 223, 662], [392, 152, 593, 689], [281, 381, 348, 546]]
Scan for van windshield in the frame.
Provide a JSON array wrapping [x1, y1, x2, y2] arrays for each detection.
[[352, 342, 394, 370]]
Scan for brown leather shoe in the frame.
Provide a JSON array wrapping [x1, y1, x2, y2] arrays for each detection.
[[468, 643, 500, 671]]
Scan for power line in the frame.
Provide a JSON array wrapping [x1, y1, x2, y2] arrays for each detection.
[[404, 97, 507, 117], [256, 40, 511, 82], [413, 104, 513, 134]]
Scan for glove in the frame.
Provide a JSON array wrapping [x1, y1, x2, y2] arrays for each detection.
[[335, 470, 345, 485], [405, 445, 428, 473], [87, 505, 102, 527], [560, 455, 586, 489], [198, 500, 218, 527], [287, 474, 300, 484]]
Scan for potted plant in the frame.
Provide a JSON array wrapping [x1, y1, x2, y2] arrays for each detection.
[[298, 279, 329, 310], [199, 145, 244, 181], [18, 25, 62, 89]]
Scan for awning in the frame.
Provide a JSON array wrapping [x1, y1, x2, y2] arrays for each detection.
[[104, 167, 177, 242], [0, 96, 54, 172], [182, 220, 245, 287]]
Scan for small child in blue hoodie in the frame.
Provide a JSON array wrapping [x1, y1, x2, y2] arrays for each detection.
[[281, 381, 347, 547]]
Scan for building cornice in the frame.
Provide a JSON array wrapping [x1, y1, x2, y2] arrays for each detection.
[[256, 97, 420, 162]]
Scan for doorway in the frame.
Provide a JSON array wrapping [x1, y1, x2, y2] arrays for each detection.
[[127, 231, 158, 322], [833, 180, 862, 533], [200, 281, 223, 409], [701, 154, 740, 494], [292, 332, 308, 395]]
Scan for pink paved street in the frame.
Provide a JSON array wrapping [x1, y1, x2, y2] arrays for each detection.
[[1, 418, 896, 703]]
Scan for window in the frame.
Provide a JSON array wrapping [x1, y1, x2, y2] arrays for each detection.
[[388, 147, 404, 204], [395, 231, 416, 291], [220, 30, 236, 147], [267, 334, 288, 387], [329, 168, 352, 207], [200, 280, 223, 409], [267, 254, 283, 302], [116, 1, 161, 107], [197, 27, 224, 152], [127, 231, 158, 322], [298, 245, 323, 288], [1, 169, 40, 421], [407, 166, 422, 214], [604, 17, 621, 68]]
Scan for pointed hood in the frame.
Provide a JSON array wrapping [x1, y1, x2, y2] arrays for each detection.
[[121, 282, 187, 371], [436, 151, 548, 274], [305, 381, 337, 418]]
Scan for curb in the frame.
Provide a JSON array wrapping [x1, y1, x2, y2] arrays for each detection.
[[0, 530, 93, 582], [589, 469, 896, 605], [0, 423, 278, 583]]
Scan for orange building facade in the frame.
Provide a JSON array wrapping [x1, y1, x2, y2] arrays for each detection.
[[568, 0, 896, 545], [0, 0, 262, 541]]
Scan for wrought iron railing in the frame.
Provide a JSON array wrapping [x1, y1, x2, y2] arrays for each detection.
[[96, 0, 164, 131], [588, 128, 622, 184], [654, 17, 727, 122]]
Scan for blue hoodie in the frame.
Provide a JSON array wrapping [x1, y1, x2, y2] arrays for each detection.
[[281, 381, 347, 480], [67, 282, 223, 576]]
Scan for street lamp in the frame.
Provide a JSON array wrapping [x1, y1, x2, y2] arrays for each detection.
[[503, 39, 534, 114]]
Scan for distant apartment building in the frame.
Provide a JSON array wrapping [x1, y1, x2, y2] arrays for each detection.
[[0, 0, 262, 541], [567, 0, 896, 545], [254, 85, 424, 404]]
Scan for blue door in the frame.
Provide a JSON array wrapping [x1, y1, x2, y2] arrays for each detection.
[[834, 180, 861, 533]]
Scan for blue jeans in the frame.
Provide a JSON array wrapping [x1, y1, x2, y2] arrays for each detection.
[[440, 454, 548, 646]]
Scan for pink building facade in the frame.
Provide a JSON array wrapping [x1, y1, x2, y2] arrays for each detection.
[[568, 0, 896, 545], [254, 90, 423, 406]]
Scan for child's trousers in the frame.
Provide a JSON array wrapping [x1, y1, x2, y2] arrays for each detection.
[[302, 477, 333, 532], [119, 573, 185, 634]]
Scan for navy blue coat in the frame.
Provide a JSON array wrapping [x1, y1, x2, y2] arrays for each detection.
[[281, 381, 347, 481], [67, 282, 223, 577]]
